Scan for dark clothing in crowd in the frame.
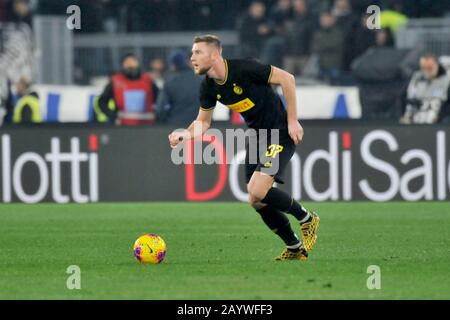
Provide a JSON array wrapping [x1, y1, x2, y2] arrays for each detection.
[[0, 0, 9, 22], [286, 11, 316, 57], [237, 13, 269, 59], [345, 25, 376, 69], [156, 67, 202, 126], [267, 3, 293, 35], [1, 79, 13, 124], [311, 26, 346, 76]]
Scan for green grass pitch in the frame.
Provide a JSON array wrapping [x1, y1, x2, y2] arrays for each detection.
[[0, 202, 449, 299]]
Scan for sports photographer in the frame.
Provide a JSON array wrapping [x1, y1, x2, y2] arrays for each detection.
[[400, 54, 450, 124]]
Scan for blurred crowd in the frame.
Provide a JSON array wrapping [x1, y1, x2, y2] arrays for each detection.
[[1, 0, 450, 126], [236, 0, 399, 85], [2, 0, 449, 86], [0, 0, 33, 26], [1, 0, 450, 31]]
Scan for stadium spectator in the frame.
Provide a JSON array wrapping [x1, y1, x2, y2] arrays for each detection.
[[37, 0, 71, 15], [0, 78, 13, 125], [188, 0, 230, 30], [332, 0, 359, 72], [284, 0, 316, 76], [10, 0, 33, 27], [97, 53, 159, 125], [99, 0, 120, 33], [267, 0, 293, 34], [332, 0, 357, 36], [148, 58, 166, 90], [307, 0, 330, 16], [0, 0, 9, 22], [127, 0, 180, 32], [351, 46, 409, 120], [155, 49, 202, 126], [380, 0, 408, 33], [260, 0, 293, 67], [345, 14, 377, 69], [93, 95, 116, 123], [12, 77, 41, 124], [32, 0, 450, 32], [236, 1, 270, 59], [76, 0, 107, 33], [310, 11, 345, 85], [0, 19, 33, 84], [400, 54, 450, 124], [374, 28, 394, 48]]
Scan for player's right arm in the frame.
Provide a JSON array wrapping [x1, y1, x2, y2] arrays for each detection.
[[168, 108, 213, 148], [168, 79, 216, 148]]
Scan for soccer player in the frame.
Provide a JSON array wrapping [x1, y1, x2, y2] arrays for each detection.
[[168, 35, 319, 261]]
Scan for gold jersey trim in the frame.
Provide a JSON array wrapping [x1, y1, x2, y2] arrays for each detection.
[[268, 65, 273, 83], [215, 59, 228, 85], [200, 106, 215, 111]]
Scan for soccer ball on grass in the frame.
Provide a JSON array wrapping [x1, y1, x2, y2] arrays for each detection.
[[133, 233, 167, 264]]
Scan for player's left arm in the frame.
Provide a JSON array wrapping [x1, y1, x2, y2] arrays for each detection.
[[269, 66, 304, 144]]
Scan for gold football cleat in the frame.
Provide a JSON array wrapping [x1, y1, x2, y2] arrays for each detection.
[[300, 211, 320, 251], [275, 247, 308, 261]]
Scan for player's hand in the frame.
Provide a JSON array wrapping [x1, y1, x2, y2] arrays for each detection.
[[288, 120, 304, 145], [168, 130, 190, 149]]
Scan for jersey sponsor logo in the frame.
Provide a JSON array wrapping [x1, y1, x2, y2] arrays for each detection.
[[227, 98, 255, 113], [233, 84, 243, 95]]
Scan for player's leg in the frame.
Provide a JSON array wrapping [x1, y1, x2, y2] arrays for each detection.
[[247, 176, 299, 249], [247, 172, 307, 260], [252, 133, 320, 251], [245, 143, 306, 260], [260, 183, 320, 251]]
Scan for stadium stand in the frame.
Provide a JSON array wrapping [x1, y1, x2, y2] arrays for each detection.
[[1, 0, 450, 124]]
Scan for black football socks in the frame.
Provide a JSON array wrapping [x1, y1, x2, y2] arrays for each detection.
[[256, 205, 301, 251], [261, 187, 311, 224]]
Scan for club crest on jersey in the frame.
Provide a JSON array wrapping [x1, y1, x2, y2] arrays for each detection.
[[233, 84, 243, 95], [217, 94, 221, 100]]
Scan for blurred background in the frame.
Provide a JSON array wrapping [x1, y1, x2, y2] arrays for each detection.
[[0, 0, 450, 125], [0, 1, 450, 204]]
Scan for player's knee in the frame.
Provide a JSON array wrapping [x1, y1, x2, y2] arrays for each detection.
[[252, 202, 266, 210], [248, 194, 262, 209], [248, 197, 265, 210], [247, 185, 268, 206], [248, 193, 256, 206]]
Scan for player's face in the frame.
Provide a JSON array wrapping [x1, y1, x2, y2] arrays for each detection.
[[191, 43, 214, 75]]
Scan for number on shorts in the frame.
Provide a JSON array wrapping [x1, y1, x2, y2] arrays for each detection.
[[265, 144, 284, 158]]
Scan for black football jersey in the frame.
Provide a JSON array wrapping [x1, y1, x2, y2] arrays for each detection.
[[199, 59, 288, 130]]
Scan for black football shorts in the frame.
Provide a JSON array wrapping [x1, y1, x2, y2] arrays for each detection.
[[244, 129, 296, 184]]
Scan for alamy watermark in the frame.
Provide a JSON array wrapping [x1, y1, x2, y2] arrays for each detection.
[[66, 265, 81, 290], [65, 4, 381, 31], [366, 5, 381, 30], [170, 123, 283, 175], [66, 5, 81, 30], [366, 265, 381, 290]]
